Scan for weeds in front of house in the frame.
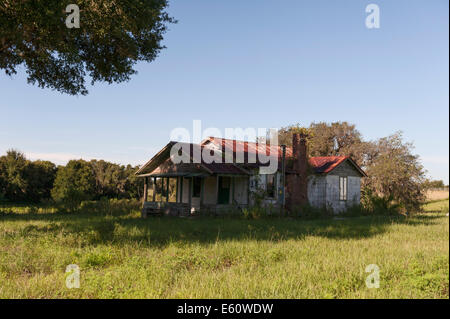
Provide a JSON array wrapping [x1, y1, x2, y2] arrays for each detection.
[[0, 199, 448, 298]]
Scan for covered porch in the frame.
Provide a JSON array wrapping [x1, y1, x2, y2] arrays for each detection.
[[140, 173, 250, 217]]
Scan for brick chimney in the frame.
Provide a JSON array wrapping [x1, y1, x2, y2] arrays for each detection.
[[286, 133, 308, 210]]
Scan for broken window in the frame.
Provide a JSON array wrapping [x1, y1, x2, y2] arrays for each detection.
[[339, 176, 347, 201]]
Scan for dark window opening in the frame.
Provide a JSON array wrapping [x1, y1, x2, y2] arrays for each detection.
[[193, 177, 201, 198], [266, 174, 276, 198]]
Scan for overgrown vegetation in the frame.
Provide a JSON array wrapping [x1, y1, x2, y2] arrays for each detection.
[[0, 199, 448, 298]]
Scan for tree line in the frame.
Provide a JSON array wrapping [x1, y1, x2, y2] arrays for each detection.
[[0, 151, 143, 204]]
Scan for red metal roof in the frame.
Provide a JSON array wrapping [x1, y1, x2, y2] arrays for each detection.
[[204, 137, 363, 175], [136, 137, 365, 176], [308, 156, 348, 173], [206, 136, 294, 158]]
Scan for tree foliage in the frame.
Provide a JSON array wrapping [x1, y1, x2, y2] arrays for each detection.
[[0, 150, 142, 203], [278, 122, 370, 166], [422, 179, 446, 189], [51, 159, 96, 202], [0, 150, 29, 201], [0, 0, 175, 95], [50, 159, 142, 203], [0, 150, 56, 202], [363, 132, 426, 211]]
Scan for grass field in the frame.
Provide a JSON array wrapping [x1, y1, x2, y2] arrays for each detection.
[[0, 200, 448, 299], [426, 189, 449, 201]]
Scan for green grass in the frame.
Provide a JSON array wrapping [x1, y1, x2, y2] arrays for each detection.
[[0, 200, 448, 299]]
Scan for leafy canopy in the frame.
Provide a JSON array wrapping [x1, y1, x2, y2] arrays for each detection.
[[0, 0, 175, 95], [0, 149, 56, 202]]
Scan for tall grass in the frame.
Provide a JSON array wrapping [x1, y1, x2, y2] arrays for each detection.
[[0, 199, 448, 298]]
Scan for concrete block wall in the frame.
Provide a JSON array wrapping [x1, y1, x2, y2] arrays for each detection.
[[307, 175, 327, 208]]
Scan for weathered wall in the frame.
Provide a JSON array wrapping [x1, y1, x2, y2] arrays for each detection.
[[307, 175, 327, 208], [249, 173, 279, 206], [181, 178, 190, 203], [325, 175, 361, 212], [180, 176, 248, 207], [328, 160, 362, 177], [203, 176, 217, 205], [233, 177, 249, 205]]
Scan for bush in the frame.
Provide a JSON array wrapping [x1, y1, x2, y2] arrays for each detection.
[[340, 204, 367, 217], [242, 206, 271, 219], [241, 186, 279, 219], [77, 198, 141, 216], [292, 203, 334, 219], [361, 189, 403, 215]]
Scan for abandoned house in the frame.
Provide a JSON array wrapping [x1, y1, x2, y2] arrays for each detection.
[[135, 133, 367, 216]]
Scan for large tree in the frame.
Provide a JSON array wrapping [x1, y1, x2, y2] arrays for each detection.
[[24, 160, 57, 201], [363, 132, 426, 211], [0, 149, 29, 201], [0, 0, 174, 95], [0, 150, 56, 202], [89, 159, 142, 199], [51, 159, 96, 202]]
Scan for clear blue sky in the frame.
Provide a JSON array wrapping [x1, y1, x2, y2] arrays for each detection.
[[1, 0, 448, 183]]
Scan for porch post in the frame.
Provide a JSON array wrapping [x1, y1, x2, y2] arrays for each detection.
[[143, 176, 148, 204], [166, 177, 169, 202], [231, 176, 235, 205], [180, 177, 184, 203], [152, 177, 156, 202], [216, 175, 220, 204], [200, 177, 205, 207], [247, 176, 250, 206], [176, 177, 179, 203], [188, 177, 192, 214]]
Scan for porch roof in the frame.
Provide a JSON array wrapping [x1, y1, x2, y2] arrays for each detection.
[[135, 141, 250, 177], [137, 172, 210, 178]]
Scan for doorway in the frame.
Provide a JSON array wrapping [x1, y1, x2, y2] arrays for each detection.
[[217, 176, 231, 204]]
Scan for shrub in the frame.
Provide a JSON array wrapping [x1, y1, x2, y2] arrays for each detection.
[[341, 204, 368, 217], [293, 203, 334, 219], [77, 198, 140, 216], [361, 189, 403, 215]]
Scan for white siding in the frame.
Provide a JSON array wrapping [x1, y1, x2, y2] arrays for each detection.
[[182, 178, 190, 203], [203, 176, 217, 205], [233, 177, 248, 205]]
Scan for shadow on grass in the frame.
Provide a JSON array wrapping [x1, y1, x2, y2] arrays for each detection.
[[1, 209, 445, 248]]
